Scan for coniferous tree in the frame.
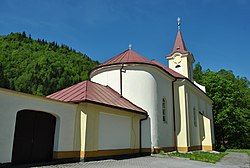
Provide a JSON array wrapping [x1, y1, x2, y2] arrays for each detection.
[[0, 32, 99, 96]]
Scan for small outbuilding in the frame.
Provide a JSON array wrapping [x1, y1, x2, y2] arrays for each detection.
[[0, 81, 147, 165]]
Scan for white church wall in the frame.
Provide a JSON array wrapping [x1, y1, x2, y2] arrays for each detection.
[[188, 91, 201, 147], [91, 66, 153, 149], [150, 69, 175, 148], [0, 88, 78, 163], [122, 66, 156, 149], [185, 82, 214, 150], [90, 64, 214, 152], [91, 64, 176, 150], [91, 68, 121, 94], [141, 118, 151, 149]]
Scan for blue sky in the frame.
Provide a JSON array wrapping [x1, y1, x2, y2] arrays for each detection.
[[0, 0, 249, 79]]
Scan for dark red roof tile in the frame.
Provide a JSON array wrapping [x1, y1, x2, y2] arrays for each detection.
[[151, 60, 186, 78], [102, 49, 152, 66], [97, 49, 185, 79], [172, 31, 188, 53], [47, 81, 147, 114]]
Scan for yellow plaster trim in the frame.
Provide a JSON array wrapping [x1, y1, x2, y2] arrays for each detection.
[[53, 148, 151, 159], [152, 147, 176, 153], [141, 148, 151, 153], [188, 145, 202, 151], [177, 147, 188, 152], [53, 151, 81, 159], [202, 145, 213, 151], [177, 145, 205, 153], [83, 148, 140, 158]]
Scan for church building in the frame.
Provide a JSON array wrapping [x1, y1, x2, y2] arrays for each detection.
[[0, 20, 214, 165]]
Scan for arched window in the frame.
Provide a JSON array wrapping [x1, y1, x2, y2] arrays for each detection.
[[193, 107, 197, 127], [162, 98, 167, 124]]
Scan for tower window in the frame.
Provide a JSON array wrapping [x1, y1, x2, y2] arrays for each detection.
[[162, 98, 167, 124], [175, 65, 181, 68]]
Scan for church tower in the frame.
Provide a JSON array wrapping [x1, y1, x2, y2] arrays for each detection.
[[167, 18, 195, 80]]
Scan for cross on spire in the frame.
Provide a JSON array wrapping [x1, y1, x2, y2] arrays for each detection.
[[177, 17, 181, 30], [128, 44, 132, 50], [172, 17, 188, 53]]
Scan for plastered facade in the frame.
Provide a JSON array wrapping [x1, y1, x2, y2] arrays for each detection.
[[78, 102, 145, 158], [91, 58, 214, 153], [91, 65, 176, 151], [0, 88, 145, 163], [0, 88, 78, 163]]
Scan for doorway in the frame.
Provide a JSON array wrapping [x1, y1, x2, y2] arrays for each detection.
[[12, 110, 56, 164]]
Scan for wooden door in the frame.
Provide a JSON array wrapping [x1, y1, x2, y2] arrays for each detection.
[[12, 110, 56, 164]]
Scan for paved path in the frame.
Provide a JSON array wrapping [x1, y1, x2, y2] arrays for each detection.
[[216, 152, 249, 168], [35, 152, 249, 168]]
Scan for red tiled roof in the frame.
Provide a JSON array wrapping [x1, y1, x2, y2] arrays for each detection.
[[47, 81, 147, 115], [151, 60, 186, 78], [102, 49, 152, 66], [172, 30, 188, 54], [96, 49, 185, 79]]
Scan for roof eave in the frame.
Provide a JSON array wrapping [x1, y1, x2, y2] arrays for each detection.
[[166, 51, 190, 58], [74, 99, 148, 116], [89, 62, 176, 80], [176, 78, 213, 103]]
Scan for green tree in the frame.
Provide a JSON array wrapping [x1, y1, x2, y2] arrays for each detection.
[[0, 62, 9, 87], [193, 62, 203, 83], [193, 63, 250, 149], [0, 32, 99, 95]]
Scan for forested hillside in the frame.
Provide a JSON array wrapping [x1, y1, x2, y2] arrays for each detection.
[[193, 63, 250, 149], [0, 32, 99, 96], [1, 32, 249, 149]]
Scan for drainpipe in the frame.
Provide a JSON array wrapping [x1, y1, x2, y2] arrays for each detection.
[[120, 64, 125, 97], [139, 114, 148, 156], [172, 78, 177, 150]]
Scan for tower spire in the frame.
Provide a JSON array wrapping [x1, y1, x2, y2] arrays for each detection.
[[172, 17, 187, 53], [167, 18, 195, 80]]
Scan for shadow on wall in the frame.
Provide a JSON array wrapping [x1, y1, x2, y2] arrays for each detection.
[[199, 112, 205, 144]]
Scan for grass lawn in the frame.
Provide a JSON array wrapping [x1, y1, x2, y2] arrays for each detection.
[[166, 151, 227, 164], [226, 149, 250, 156]]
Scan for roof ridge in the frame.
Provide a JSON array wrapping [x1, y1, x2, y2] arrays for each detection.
[[126, 50, 131, 62], [47, 81, 85, 97], [119, 49, 129, 62], [103, 49, 129, 64]]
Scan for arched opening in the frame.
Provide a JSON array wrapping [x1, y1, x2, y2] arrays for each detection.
[[175, 65, 181, 68], [12, 110, 56, 164]]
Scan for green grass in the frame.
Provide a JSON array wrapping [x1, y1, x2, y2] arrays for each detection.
[[226, 149, 250, 156], [167, 151, 227, 164]]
